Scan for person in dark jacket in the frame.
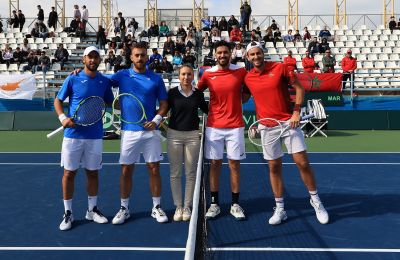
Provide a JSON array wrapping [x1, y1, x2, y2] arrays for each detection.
[[96, 25, 107, 50], [37, 5, 44, 22], [17, 10, 25, 31], [48, 7, 58, 29], [52, 44, 69, 69], [240, 1, 252, 31], [10, 10, 19, 29]]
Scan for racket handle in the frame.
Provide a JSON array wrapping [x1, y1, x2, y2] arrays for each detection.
[[47, 126, 64, 139]]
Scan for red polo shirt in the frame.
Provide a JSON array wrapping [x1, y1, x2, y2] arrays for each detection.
[[302, 57, 316, 73], [283, 56, 297, 72], [341, 56, 357, 72], [244, 62, 295, 122], [197, 64, 247, 128]]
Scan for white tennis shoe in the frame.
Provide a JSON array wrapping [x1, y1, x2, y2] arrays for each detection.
[[310, 199, 329, 224], [269, 207, 287, 225], [112, 206, 130, 225], [182, 207, 192, 221], [230, 204, 246, 220], [86, 206, 108, 224], [59, 210, 74, 231], [152, 205, 168, 223], [205, 204, 220, 219], [173, 207, 183, 222]]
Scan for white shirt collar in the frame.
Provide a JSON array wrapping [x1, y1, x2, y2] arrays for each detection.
[[178, 85, 195, 97]]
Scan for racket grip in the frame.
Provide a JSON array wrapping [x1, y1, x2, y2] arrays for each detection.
[[47, 126, 64, 139]]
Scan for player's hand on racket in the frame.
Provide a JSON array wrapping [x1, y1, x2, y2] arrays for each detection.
[[61, 117, 75, 128], [143, 121, 157, 130], [290, 112, 301, 128]]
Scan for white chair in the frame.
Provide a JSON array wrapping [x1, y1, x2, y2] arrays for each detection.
[[0, 64, 8, 72], [8, 64, 18, 72], [304, 99, 328, 138]]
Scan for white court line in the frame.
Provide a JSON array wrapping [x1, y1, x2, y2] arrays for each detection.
[[0, 247, 399, 253], [1, 162, 400, 166], [0, 247, 184, 251], [1, 152, 400, 154], [209, 247, 400, 253]]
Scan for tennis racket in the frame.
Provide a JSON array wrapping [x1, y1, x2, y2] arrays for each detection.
[[47, 96, 106, 139], [112, 93, 166, 141], [248, 114, 314, 147]]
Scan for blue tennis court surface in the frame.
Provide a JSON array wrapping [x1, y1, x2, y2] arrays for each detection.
[[0, 152, 399, 259]]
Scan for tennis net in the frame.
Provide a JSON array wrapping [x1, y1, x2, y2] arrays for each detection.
[[184, 114, 210, 260]]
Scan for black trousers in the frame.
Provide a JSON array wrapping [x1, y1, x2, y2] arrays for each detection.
[[342, 72, 353, 90]]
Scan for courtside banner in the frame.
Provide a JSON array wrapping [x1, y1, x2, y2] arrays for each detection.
[[297, 73, 342, 92], [0, 74, 37, 100]]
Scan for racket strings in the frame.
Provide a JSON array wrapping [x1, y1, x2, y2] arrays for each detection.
[[74, 97, 105, 125], [116, 94, 146, 124]]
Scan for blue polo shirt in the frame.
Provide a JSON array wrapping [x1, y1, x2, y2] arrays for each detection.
[[110, 68, 167, 131], [57, 71, 114, 139]]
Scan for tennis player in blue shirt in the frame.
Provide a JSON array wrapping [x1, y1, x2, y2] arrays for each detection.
[[54, 46, 114, 231], [110, 42, 169, 224]]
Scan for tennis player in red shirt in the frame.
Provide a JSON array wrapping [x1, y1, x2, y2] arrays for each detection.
[[197, 40, 247, 220], [244, 42, 329, 225]]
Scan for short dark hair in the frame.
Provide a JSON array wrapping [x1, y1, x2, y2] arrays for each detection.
[[213, 40, 231, 52], [132, 41, 148, 50]]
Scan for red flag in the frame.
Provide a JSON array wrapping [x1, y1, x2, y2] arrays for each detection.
[[297, 73, 342, 93]]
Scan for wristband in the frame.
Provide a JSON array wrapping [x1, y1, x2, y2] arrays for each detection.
[[293, 104, 301, 112], [151, 114, 163, 126], [58, 113, 67, 123]]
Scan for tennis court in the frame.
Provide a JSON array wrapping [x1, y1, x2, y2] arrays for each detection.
[[0, 131, 400, 260]]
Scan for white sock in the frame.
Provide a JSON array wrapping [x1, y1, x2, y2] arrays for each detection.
[[275, 197, 284, 209], [309, 190, 321, 203], [152, 197, 161, 208], [121, 198, 129, 209], [63, 199, 72, 213], [88, 196, 97, 211]]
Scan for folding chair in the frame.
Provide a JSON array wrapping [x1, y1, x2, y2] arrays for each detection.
[[305, 99, 328, 137]]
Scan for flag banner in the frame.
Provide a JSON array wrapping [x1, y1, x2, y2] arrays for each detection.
[[297, 73, 342, 93], [0, 74, 37, 100]]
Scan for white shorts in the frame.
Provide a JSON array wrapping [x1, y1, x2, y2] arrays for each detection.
[[260, 124, 307, 160], [204, 127, 246, 160], [61, 138, 103, 171], [119, 130, 164, 164]]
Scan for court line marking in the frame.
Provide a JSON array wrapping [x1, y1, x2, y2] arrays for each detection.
[[0, 247, 185, 251], [0, 152, 400, 154], [1, 162, 400, 166], [0, 247, 399, 253], [209, 247, 400, 253]]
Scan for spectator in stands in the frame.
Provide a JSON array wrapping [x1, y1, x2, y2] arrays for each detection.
[[159, 21, 170, 37], [389, 16, 397, 33], [104, 50, 116, 71], [240, 1, 252, 31], [318, 26, 332, 40], [30, 22, 40, 38], [307, 37, 320, 57], [149, 48, 163, 65], [81, 5, 89, 29], [172, 50, 183, 69], [303, 26, 311, 41], [37, 51, 50, 73], [283, 50, 298, 73], [263, 27, 275, 47], [75, 18, 86, 38], [118, 12, 127, 42], [96, 25, 107, 50], [48, 7, 58, 30], [397, 18, 400, 29], [211, 16, 219, 29], [187, 21, 197, 34], [227, 15, 239, 33], [341, 49, 357, 90], [283, 29, 294, 42], [108, 37, 117, 50], [12, 47, 24, 67], [127, 18, 139, 35], [210, 25, 220, 38], [37, 5, 44, 23], [66, 18, 79, 33], [9, 10, 19, 29], [114, 48, 127, 72], [0, 18, 3, 33], [163, 36, 175, 56], [274, 27, 282, 42], [22, 51, 38, 73], [149, 58, 163, 73], [148, 21, 159, 37], [270, 19, 278, 31], [255, 27, 262, 38], [230, 25, 242, 42], [52, 44, 69, 70], [218, 16, 228, 32], [18, 10, 25, 31], [73, 5, 81, 19], [175, 37, 186, 54], [293, 30, 302, 42], [161, 56, 173, 73], [250, 29, 260, 42], [182, 50, 196, 68], [185, 31, 197, 49], [322, 49, 335, 73], [231, 43, 245, 64], [20, 38, 30, 57], [38, 22, 50, 39], [176, 24, 187, 39], [302, 50, 316, 73], [201, 17, 211, 31], [202, 32, 212, 48], [3, 47, 13, 68], [319, 37, 330, 54]]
